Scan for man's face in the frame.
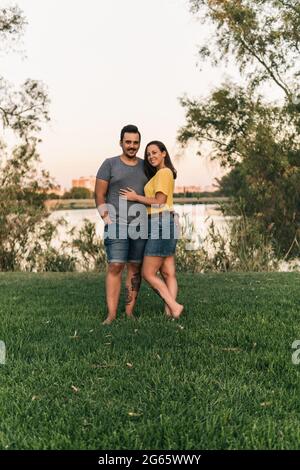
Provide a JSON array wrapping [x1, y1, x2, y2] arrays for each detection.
[[120, 132, 140, 159]]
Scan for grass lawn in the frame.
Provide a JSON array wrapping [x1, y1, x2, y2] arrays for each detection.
[[1, 272, 300, 450]]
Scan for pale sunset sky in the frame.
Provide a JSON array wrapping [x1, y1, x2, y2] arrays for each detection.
[[1, 0, 231, 189]]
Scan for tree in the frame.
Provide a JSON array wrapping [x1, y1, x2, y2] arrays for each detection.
[[179, 0, 300, 257], [62, 187, 92, 199], [0, 5, 54, 270]]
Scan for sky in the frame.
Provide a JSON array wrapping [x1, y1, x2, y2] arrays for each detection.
[[1, 0, 231, 189]]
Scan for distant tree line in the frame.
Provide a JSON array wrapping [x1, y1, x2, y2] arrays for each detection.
[[47, 187, 94, 199]]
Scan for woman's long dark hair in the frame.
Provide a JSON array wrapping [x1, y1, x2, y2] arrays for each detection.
[[144, 141, 177, 181]]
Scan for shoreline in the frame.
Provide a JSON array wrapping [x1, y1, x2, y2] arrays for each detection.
[[45, 197, 230, 211]]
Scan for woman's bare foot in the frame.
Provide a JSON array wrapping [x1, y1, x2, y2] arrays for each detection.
[[102, 316, 116, 325], [164, 305, 172, 317], [171, 304, 184, 319]]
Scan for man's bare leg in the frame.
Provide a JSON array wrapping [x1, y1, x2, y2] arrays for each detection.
[[125, 262, 142, 317], [103, 262, 125, 324]]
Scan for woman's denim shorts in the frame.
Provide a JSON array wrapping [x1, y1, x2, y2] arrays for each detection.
[[144, 212, 179, 257]]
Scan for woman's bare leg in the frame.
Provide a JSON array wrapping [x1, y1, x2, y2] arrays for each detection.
[[142, 256, 183, 318], [160, 256, 178, 316]]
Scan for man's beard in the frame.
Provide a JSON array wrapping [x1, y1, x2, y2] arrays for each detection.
[[126, 150, 137, 158]]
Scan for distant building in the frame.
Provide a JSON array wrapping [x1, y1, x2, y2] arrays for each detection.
[[72, 176, 96, 193]]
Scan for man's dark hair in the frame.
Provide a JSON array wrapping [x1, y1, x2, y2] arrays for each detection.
[[120, 124, 141, 142]]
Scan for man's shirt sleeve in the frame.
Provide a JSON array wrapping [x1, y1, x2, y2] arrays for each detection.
[[96, 159, 111, 181]]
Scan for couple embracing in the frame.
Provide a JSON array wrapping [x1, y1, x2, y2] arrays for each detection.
[[95, 124, 184, 325]]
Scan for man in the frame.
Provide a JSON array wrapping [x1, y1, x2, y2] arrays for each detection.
[[95, 124, 148, 324]]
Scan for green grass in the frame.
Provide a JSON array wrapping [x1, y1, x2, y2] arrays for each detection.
[[1, 272, 300, 450]]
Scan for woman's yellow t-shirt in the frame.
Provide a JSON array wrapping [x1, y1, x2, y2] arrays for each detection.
[[144, 167, 174, 215]]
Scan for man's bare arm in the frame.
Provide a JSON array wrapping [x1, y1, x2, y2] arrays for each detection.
[[95, 178, 111, 223]]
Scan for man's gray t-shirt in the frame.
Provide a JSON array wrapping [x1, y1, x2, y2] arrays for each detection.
[[96, 156, 148, 225]]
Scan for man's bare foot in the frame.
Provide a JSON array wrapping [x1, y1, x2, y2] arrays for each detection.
[[126, 313, 136, 320], [171, 304, 184, 319], [102, 316, 116, 325]]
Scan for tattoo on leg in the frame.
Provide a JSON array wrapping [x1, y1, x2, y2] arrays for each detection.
[[131, 272, 141, 292], [125, 287, 133, 305]]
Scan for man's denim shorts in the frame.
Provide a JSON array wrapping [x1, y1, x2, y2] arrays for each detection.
[[104, 223, 147, 264], [144, 212, 179, 257]]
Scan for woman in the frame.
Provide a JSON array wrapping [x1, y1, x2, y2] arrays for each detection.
[[119, 141, 183, 319]]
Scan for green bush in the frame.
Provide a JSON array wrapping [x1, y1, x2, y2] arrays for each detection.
[[70, 219, 107, 272], [175, 211, 278, 273], [41, 247, 76, 272]]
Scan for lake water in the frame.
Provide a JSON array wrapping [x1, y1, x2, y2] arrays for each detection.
[[48, 205, 298, 271], [49, 204, 231, 251]]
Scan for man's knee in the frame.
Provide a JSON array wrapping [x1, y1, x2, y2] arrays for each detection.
[[108, 263, 125, 275]]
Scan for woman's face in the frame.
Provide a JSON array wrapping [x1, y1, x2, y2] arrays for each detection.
[[146, 144, 166, 169]]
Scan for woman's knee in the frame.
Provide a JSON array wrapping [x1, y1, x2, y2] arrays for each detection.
[[160, 268, 175, 279], [142, 258, 163, 281], [141, 267, 148, 280], [142, 267, 153, 282]]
